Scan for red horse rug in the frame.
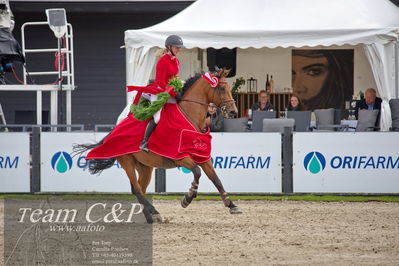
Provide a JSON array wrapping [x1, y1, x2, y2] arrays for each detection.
[[86, 103, 212, 164]]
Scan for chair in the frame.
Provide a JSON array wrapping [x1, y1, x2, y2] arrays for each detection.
[[262, 118, 295, 133], [252, 111, 276, 132], [389, 99, 399, 131], [223, 117, 248, 132], [355, 109, 380, 131], [313, 108, 335, 131], [286, 111, 311, 132], [313, 108, 347, 131], [334, 109, 349, 124]]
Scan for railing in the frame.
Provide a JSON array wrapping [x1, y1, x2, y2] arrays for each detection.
[[20, 21, 75, 127], [0, 124, 84, 132], [234, 92, 293, 117], [94, 124, 115, 132]]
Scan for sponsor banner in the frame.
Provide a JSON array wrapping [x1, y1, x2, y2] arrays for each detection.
[[0, 133, 30, 192], [293, 132, 399, 193], [40, 133, 155, 192], [166, 133, 282, 192], [4, 198, 152, 265]]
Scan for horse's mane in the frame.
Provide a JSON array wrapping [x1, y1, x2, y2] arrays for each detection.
[[181, 72, 203, 97]]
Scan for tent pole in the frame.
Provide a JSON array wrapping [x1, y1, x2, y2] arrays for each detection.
[[396, 42, 399, 98]]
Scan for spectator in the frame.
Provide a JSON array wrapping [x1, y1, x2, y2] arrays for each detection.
[[355, 88, 382, 119], [206, 103, 224, 132], [287, 95, 305, 111], [252, 90, 274, 111]]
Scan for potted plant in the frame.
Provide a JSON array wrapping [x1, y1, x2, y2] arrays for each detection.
[[231, 77, 245, 95]]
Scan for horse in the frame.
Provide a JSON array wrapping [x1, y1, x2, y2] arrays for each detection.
[[74, 69, 242, 223]]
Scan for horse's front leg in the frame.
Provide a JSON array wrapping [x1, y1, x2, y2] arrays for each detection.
[[200, 160, 242, 214], [175, 158, 201, 208]]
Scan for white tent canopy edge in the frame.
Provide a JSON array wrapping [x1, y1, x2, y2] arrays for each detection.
[[120, 0, 399, 131]]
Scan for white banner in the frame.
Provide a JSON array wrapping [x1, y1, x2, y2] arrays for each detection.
[[166, 133, 282, 193], [0, 133, 30, 192], [40, 132, 281, 193], [40, 132, 155, 192], [293, 132, 399, 193]]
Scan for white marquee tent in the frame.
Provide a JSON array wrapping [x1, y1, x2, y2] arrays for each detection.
[[121, 0, 399, 130]]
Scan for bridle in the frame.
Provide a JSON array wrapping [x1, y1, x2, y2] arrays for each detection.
[[179, 72, 235, 131], [180, 72, 235, 111]]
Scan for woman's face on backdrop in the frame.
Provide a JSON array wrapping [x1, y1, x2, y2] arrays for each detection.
[[292, 54, 329, 101]]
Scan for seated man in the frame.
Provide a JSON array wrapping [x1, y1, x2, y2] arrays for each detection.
[[355, 88, 382, 119], [251, 90, 274, 111]]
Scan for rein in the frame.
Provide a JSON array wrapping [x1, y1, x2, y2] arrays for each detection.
[[179, 99, 210, 107]]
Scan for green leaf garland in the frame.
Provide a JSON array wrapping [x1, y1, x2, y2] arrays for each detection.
[[130, 78, 183, 121]]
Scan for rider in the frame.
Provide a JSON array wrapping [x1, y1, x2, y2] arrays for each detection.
[[139, 35, 184, 152]]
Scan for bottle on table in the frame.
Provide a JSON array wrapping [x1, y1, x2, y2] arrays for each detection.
[[269, 75, 274, 93], [265, 74, 270, 93]]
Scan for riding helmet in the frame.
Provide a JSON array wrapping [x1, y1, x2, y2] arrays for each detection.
[[165, 35, 185, 48]]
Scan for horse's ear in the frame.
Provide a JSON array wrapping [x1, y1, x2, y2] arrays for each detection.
[[217, 68, 230, 77]]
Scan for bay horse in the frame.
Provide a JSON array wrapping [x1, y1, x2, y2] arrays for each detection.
[[75, 69, 242, 223]]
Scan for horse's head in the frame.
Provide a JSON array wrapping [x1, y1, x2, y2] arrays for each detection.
[[208, 69, 238, 118]]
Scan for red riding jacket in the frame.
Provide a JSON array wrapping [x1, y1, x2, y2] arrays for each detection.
[[128, 53, 180, 104]]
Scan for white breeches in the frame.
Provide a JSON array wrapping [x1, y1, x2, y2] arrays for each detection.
[[149, 94, 162, 124], [143, 93, 177, 124]]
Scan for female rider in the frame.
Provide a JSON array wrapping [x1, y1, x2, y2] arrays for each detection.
[[139, 35, 184, 152]]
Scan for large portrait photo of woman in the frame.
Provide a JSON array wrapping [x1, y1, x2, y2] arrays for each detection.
[[292, 49, 354, 110]]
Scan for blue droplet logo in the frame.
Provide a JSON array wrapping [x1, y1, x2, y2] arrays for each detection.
[[177, 167, 191, 174], [304, 152, 326, 174], [51, 152, 73, 173]]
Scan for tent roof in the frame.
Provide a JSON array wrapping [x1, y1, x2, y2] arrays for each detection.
[[125, 0, 399, 49]]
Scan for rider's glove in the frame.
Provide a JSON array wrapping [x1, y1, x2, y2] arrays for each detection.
[[166, 86, 177, 98]]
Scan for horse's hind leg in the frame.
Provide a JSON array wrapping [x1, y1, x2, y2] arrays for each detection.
[[117, 154, 162, 223], [136, 162, 153, 194], [200, 160, 242, 214], [175, 158, 201, 208]]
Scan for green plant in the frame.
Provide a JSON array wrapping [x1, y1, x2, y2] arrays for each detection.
[[231, 77, 245, 94]]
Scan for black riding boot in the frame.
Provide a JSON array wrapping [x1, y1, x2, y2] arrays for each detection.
[[140, 118, 156, 152]]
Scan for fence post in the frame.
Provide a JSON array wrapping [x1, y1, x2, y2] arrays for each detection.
[[155, 168, 166, 192], [31, 127, 41, 193], [282, 127, 293, 193]]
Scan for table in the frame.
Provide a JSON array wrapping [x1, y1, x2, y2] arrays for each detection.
[[310, 120, 358, 131], [340, 120, 358, 132]]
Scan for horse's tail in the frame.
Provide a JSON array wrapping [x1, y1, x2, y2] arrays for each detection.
[[72, 131, 111, 156], [72, 132, 116, 175], [86, 158, 116, 175]]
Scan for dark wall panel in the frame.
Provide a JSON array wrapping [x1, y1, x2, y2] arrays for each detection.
[[0, 2, 192, 129]]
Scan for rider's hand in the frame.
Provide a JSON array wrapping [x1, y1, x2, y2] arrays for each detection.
[[166, 86, 177, 98]]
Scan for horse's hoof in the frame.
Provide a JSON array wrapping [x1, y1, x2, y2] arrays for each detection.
[[229, 207, 243, 214], [181, 196, 190, 208], [152, 214, 164, 223]]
